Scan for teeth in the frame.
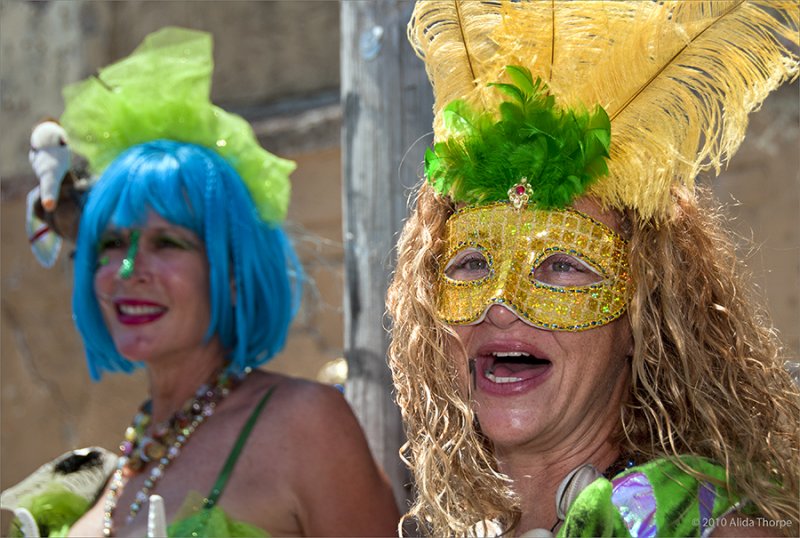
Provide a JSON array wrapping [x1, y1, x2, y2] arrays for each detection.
[[119, 304, 163, 316], [492, 351, 528, 358], [485, 371, 523, 384]]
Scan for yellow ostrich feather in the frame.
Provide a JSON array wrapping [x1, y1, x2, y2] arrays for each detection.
[[407, 1, 506, 129], [408, 0, 799, 220]]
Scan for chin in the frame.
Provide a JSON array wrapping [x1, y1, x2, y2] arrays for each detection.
[[474, 403, 549, 449], [111, 340, 157, 364]]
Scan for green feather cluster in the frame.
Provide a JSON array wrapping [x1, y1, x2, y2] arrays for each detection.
[[10, 486, 90, 537], [424, 66, 611, 208]]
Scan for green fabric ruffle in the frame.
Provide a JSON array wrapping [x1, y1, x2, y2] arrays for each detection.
[[168, 506, 269, 537], [60, 27, 295, 224]]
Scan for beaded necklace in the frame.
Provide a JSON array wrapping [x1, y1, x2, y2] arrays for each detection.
[[102, 368, 246, 537]]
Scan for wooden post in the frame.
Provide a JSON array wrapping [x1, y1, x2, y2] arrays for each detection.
[[340, 0, 433, 509]]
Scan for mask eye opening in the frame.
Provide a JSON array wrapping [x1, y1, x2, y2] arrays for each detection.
[[442, 244, 493, 285], [530, 248, 606, 288]]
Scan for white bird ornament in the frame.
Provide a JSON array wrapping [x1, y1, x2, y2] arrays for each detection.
[[25, 119, 90, 267], [28, 120, 71, 213]]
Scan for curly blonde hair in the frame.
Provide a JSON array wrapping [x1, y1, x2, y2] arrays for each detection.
[[387, 183, 799, 536]]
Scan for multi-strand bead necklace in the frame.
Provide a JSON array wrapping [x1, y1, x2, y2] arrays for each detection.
[[102, 368, 245, 537]]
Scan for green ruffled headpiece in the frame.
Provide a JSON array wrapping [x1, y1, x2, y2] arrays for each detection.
[[60, 27, 294, 223], [425, 66, 611, 209]]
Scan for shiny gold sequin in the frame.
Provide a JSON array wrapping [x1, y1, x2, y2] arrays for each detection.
[[438, 203, 630, 331]]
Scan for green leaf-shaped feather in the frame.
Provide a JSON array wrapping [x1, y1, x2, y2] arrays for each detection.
[[505, 65, 536, 95]]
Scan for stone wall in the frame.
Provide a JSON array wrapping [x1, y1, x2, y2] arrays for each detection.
[[1, 0, 340, 181], [712, 83, 800, 359]]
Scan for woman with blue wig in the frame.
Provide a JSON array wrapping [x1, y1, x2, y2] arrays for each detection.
[[2, 28, 399, 538], [72, 140, 301, 382]]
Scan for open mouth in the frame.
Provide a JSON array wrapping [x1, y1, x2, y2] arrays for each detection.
[[114, 300, 167, 324], [474, 351, 552, 394], [484, 351, 551, 383]]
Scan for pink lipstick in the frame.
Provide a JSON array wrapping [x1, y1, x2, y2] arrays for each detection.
[[114, 299, 167, 325]]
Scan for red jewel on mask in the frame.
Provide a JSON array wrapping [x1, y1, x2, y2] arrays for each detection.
[[508, 177, 533, 209]]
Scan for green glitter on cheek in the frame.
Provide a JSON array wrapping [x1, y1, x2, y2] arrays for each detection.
[[98, 256, 110, 268], [118, 230, 141, 279]]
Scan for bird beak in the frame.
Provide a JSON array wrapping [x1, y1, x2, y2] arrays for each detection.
[[41, 198, 57, 212]]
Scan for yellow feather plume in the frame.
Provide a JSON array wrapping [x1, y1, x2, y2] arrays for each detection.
[[408, 0, 799, 220], [408, 1, 505, 126]]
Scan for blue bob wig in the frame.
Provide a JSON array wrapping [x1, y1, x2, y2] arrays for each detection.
[[72, 140, 303, 380]]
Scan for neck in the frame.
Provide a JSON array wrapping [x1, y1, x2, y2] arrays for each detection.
[[498, 437, 621, 534], [493, 378, 626, 535], [145, 345, 227, 424]]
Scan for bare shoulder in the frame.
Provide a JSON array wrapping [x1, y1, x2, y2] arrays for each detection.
[[242, 370, 352, 416], [710, 512, 787, 537], [233, 370, 400, 535], [233, 370, 365, 447]]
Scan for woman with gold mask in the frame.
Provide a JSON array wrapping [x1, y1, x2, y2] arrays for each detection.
[[387, 2, 799, 536]]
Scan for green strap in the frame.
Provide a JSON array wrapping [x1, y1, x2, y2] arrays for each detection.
[[204, 386, 276, 509]]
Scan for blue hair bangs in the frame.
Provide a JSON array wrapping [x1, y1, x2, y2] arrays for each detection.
[[108, 152, 204, 234], [73, 140, 303, 380]]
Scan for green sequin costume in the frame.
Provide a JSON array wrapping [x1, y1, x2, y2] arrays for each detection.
[[558, 456, 742, 538]]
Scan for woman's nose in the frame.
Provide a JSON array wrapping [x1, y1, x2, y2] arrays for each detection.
[[118, 253, 155, 281], [484, 303, 522, 329], [116, 230, 145, 280]]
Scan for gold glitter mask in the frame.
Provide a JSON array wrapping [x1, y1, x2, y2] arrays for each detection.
[[438, 203, 630, 331]]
